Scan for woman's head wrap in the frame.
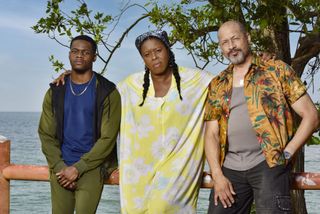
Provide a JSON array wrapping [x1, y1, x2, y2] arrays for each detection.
[[135, 30, 170, 52]]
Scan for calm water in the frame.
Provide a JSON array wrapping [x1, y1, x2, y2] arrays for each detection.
[[0, 112, 319, 213]]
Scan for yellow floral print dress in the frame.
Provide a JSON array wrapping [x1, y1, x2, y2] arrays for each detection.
[[117, 67, 213, 214]]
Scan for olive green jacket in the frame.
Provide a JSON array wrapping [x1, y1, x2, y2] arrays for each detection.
[[38, 72, 121, 178]]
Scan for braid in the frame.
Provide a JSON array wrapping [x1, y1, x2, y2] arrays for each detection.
[[139, 67, 150, 106], [169, 50, 183, 100]]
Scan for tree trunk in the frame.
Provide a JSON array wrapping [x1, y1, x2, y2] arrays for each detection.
[[271, 4, 310, 210]]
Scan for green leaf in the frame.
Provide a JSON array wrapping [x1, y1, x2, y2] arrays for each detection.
[[260, 19, 268, 29], [307, 136, 320, 146]]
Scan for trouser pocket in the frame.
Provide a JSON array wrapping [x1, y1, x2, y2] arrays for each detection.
[[276, 195, 292, 212]]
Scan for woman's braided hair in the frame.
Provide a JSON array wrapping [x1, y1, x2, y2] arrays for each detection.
[[139, 47, 182, 107]]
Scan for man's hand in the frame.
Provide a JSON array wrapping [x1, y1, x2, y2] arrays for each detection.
[[56, 166, 79, 188], [212, 175, 236, 208], [64, 181, 77, 191], [53, 70, 71, 86]]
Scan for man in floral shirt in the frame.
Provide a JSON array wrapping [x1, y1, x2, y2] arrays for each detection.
[[204, 20, 319, 213]]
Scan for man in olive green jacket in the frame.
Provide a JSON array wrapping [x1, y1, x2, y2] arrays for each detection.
[[38, 35, 121, 214]]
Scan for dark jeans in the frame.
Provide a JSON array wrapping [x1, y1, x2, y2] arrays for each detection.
[[208, 161, 292, 214]]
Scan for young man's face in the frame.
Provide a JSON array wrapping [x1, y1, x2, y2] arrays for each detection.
[[218, 24, 250, 65], [140, 38, 170, 76], [69, 40, 96, 74]]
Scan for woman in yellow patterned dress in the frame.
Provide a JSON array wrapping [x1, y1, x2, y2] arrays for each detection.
[[118, 30, 214, 213]]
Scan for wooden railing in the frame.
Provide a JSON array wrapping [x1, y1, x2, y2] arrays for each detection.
[[1, 139, 320, 214]]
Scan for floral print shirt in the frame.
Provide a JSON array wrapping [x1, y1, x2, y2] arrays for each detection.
[[118, 67, 214, 213], [204, 56, 306, 167]]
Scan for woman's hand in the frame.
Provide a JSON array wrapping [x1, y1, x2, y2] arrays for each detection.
[[53, 70, 71, 86]]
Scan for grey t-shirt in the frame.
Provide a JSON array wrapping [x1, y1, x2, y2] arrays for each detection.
[[223, 87, 265, 171]]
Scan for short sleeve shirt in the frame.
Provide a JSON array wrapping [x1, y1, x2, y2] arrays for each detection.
[[204, 56, 306, 167]]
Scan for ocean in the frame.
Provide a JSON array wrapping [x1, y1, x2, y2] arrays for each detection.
[[0, 112, 319, 213]]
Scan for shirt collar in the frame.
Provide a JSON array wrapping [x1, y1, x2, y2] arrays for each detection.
[[224, 53, 261, 74]]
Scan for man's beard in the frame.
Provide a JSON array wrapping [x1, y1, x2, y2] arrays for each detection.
[[227, 48, 249, 65]]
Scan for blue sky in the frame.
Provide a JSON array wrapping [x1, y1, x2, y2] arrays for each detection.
[[0, 0, 318, 112]]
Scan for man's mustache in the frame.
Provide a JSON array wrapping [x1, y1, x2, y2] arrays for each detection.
[[228, 48, 241, 56]]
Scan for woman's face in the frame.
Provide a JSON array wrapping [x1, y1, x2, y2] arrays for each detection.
[[140, 38, 170, 76]]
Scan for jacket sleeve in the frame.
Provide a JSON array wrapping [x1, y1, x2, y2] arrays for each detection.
[[38, 89, 66, 173], [73, 89, 121, 176]]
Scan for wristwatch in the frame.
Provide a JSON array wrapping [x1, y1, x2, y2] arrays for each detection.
[[284, 151, 292, 161]]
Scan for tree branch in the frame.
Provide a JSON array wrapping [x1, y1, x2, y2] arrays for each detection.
[[287, 1, 319, 21], [106, 3, 148, 42], [101, 14, 149, 74], [189, 25, 219, 38], [292, 32, 320, 76], [49, 33, 69, 48]]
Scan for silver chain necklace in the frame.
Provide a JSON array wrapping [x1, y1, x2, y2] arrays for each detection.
[[69, 74, 95, 96]]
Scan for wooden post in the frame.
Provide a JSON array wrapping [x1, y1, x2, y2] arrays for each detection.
[[0, 139, 10, 214]]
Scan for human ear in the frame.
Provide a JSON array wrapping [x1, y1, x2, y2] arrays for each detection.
[[247, 33, 251, 44]]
